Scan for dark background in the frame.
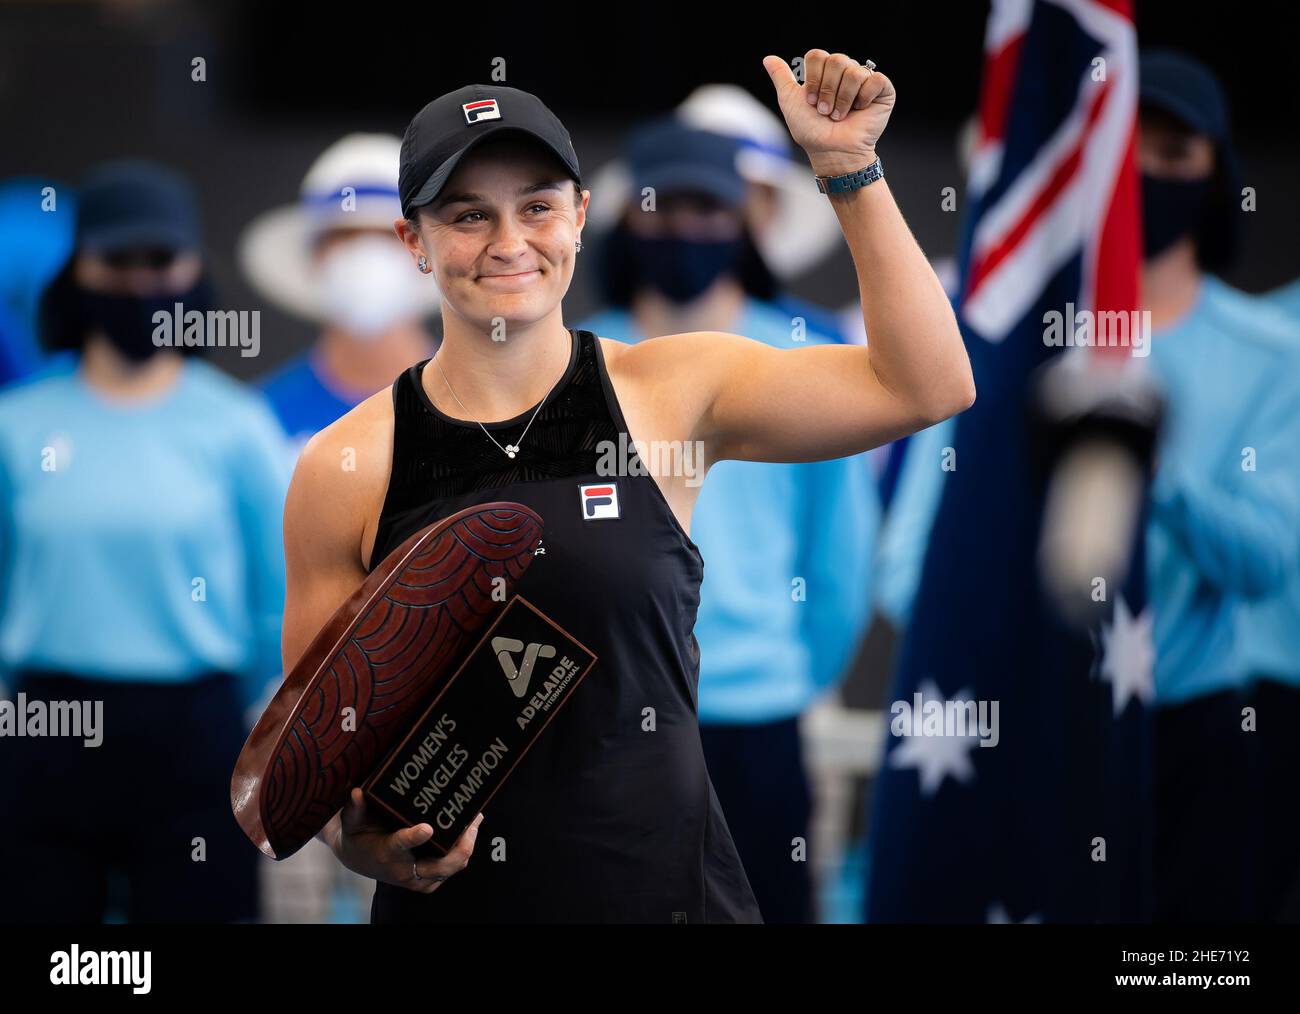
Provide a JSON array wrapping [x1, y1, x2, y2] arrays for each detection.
[[2, 0, 1295, 380]]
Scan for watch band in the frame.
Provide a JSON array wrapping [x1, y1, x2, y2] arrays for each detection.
[[815, 156, 884, 194]]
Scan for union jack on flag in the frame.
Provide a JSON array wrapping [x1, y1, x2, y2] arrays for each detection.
[[959, 0, 1139, 349]]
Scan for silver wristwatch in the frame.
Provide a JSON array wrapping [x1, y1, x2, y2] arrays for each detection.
[[814, 156, 884, 195]]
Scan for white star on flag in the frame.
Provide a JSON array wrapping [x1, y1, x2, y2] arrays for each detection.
[[1097, 595, 1155, 716], [887, 679, 983, 796]]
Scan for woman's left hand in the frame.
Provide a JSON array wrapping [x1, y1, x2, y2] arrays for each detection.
[[762, 49, 896, 178]]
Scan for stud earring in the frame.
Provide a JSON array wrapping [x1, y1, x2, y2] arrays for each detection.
[[418, 256, 429, 272], [575, 239, 583, 253]]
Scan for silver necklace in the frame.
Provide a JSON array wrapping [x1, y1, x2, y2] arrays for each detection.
[[431, 335, 568, 460]]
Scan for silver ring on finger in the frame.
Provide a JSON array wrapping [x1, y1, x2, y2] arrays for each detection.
[[865, 59, 877, 72], [412, 860, 421, 881]]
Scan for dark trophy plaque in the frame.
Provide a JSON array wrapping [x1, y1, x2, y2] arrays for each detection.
[[363, 595, 597, 855], [231, 503, 543, 860]]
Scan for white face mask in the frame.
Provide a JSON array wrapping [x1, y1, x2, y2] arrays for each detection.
[[316, 235, 430, 337]]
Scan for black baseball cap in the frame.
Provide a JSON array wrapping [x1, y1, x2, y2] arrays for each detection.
[[399, 84, 582, 219], [1139, 49, 1231, 144], [75, 160, 202, 253], [625, 117, 747, 208]]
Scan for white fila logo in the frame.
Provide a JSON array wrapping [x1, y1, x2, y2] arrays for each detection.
[[579, 482, 620, 520], [463, 98, 501, 124], [492, 637, 556, 698]]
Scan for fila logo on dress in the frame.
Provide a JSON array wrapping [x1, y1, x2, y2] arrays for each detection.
[[463, 99, 501, 124], [579, 482, 620, 520]]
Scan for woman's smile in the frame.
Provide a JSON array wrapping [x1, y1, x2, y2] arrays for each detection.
[[476, 268, 542, 287]]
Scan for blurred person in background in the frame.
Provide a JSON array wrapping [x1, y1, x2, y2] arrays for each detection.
[[578, 118, 877, 923], [239, 133, 441, 461], [1135, 49, 1300, 923], [0, 161, 290, 923]]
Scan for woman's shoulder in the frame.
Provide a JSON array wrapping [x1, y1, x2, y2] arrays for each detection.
[[596, 328, 715, 371]]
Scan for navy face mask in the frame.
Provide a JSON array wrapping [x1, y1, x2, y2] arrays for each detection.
[[73, 278, 213, 362], [1141, 173, 1212, 260], [627, 234, 744, 304]]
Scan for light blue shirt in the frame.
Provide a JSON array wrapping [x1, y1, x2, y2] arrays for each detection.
[[576, 300, 878, 724], [1232, 280, 1300, 686], [1146, 276, 1300, 703], [0, 357, 291, 707], [873, 415, 955, 628]]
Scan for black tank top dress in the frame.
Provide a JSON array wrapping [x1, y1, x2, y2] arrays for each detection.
[[366, 327, 763, 924]]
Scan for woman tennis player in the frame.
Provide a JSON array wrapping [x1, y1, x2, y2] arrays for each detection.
[[283, 50, 974, 923]]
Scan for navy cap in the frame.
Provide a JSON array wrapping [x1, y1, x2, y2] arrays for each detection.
[[1139, 49, 1231, 142], [399, 84, 582, 219], [625, 118, 746, 207], [75, 160, 201, 253]]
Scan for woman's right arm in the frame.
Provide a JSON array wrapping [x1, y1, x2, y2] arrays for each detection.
[[282, 399, 481, 893]]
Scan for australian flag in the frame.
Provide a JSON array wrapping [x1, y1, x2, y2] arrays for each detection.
[[865, 0, 1154, 923]]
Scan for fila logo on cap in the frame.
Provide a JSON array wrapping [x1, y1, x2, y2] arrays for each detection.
[[492, 637, 556, 698], [579, 482, 620, 520], [463, 98, 501, 124]]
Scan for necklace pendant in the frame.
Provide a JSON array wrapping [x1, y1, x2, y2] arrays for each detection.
[[505, 444, 519, 458]]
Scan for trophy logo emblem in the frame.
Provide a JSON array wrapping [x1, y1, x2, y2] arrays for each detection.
[[492, 637, 557, 697]]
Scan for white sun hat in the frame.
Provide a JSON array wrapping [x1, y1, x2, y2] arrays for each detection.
[[583, 84, 843, 280], [237, 133, 441, 321]]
